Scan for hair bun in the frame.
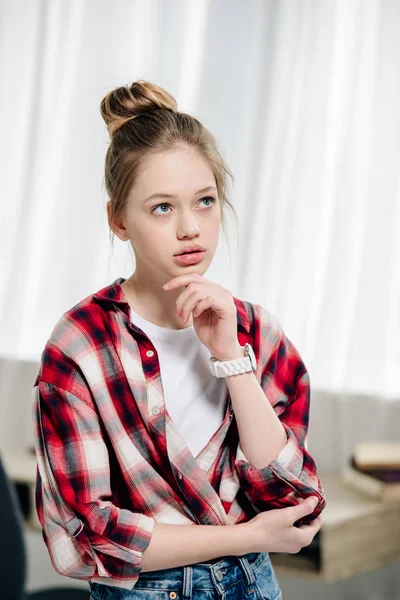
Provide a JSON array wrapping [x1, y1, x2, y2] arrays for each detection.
[[100, 79, 178, 137]]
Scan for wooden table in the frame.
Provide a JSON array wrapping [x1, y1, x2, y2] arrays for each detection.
[[269, 472, 400, 581]]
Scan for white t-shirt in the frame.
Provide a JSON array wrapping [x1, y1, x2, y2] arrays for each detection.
[[130, 307, 228, 459]]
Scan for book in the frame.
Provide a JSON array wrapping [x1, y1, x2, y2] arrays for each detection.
[[341, 455, 400, 502], [353, 441, 400, 470], [351, 455, 400, 482]]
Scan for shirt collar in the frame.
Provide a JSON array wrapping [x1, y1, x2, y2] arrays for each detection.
[[93, 277, 251, 333]]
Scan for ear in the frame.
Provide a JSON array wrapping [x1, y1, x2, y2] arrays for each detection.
[[106, 200, 130, 242]]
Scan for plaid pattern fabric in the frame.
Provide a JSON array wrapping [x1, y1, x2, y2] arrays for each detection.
[[32, 277, 326, 589]]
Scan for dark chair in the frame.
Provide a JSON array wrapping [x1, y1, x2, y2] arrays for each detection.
[[0, 454, 89, 599]]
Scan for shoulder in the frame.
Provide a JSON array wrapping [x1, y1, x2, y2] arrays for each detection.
[[233, 296, 309, 395], [233, 296, 286, 365], [35, 289, 108, 388], [234, 296, 284, 342], [253, 301, 283, 338], [47, 292, 104, 354]]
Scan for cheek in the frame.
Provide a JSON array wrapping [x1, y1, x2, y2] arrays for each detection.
[[209, 215, 221, 239], [133, 225, 170, 259]]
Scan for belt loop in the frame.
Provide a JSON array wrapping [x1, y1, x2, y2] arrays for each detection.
[[182, 564, 193, 599], [236, 554, 256, 586]]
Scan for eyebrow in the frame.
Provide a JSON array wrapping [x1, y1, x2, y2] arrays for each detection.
[[143, 185, 217, 204]]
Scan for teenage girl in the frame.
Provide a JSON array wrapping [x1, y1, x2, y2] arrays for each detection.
[[32, 79, 326, 600]]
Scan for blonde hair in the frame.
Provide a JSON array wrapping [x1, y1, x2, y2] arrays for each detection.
[[100, 79, 238, 264]]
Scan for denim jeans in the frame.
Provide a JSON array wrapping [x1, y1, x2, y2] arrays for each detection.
[[88, 552, 282, 600]]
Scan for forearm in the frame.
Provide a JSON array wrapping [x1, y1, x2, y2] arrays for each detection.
[[140, 522, 251, 572], [217, 344, 288, 469]]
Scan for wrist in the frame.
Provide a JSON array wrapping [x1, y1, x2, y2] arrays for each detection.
[[212, 344, 244, 361]]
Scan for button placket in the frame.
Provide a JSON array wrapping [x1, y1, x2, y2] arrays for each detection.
[[146, 349, 164, 419]]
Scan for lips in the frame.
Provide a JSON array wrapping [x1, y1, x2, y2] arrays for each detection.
[[173, 250, 205, 265], [174, 244, 206, 256]]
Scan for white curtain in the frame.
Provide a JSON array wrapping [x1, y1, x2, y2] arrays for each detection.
[[1, 0, 399, 401]]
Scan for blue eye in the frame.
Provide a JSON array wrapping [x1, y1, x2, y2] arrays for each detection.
[[151, 196, 216, 216]]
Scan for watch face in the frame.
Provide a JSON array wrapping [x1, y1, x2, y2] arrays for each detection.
[[245, 343, 256, 370]]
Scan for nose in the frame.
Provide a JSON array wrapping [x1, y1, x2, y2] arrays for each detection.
[[177, 213, 200, 238]]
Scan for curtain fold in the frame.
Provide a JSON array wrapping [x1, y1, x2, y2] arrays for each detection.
[[0, 0, 398, 398]]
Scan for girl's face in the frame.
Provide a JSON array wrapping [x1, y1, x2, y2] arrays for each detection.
[[117, 145, 222, 283]]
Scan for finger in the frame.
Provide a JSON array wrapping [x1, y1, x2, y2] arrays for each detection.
[[176, 288, 200, 318], [163, 273, 203, 290], [290, 497, 319, 524], [179, 292, 203, 321], [193, 297, 213, 318], [297, 515, 323, 531]]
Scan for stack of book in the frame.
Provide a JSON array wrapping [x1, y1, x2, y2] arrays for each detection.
[[341, 441, 400, 502]]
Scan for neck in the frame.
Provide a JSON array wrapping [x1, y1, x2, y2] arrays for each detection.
[[122, 277, 193, 330]]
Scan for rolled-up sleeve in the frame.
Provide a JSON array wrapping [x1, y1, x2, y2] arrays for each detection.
[[33, 381, 155, 580], [234, 308, 326, 521]]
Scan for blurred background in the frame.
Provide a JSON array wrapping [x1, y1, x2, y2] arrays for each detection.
[[0, 0, 400, 598]]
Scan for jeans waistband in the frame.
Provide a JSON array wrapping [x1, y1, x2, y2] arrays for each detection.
[[136, 552, 268, 598], [89, 552, 280, 599]]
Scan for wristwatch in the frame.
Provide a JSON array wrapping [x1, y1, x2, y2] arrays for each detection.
[[209, 343, 257, 378]]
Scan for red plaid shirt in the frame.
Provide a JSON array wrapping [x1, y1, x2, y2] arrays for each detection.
[[32, 277, 326, 589]]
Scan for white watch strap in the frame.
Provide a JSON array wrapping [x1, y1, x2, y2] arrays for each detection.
[[210, 354, 253, 378]]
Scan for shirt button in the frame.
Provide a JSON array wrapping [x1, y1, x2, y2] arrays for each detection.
[[152, 407, 160, 415], [177, 472, 183, 479], [146, 350, 154, 357]]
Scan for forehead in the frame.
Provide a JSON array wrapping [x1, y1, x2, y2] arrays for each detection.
[[133, 146, 216, 198]]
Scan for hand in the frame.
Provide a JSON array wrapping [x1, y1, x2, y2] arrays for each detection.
[[244, 497, 323, 554], [162, 273, 241, 359]]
